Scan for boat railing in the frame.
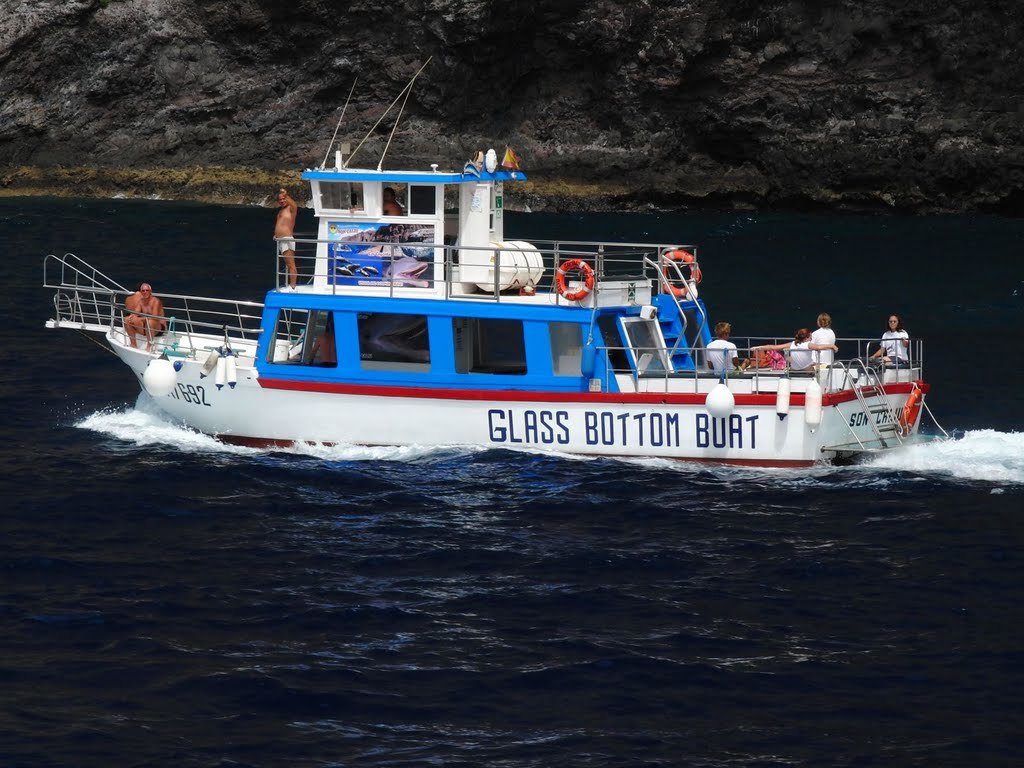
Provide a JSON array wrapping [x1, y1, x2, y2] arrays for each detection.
[[733, 337, 924, 385], [43, 252, 265, 355], [147, 294, 265, 355], [43, 253, 130, 332], [593, 336, 925, 393], [277, 236, 694, 299]]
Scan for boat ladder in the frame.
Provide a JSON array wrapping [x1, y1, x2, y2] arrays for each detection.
[[846, 360, 905, 449], [644, 254, 708, 367]]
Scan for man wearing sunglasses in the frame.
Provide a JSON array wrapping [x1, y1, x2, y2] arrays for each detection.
[[124, 282, 167, 351]]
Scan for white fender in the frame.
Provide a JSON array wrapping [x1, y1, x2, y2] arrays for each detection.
[[775, 377, 791, 420], [200, 349, 219, 378], [705, 382, 735, 418], [225, 354, 237, 389], [804, 379, 823, 431], [142, 357, 178, 397], [215, 354, 227, 390]]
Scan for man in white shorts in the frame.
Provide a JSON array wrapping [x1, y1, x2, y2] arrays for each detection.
[[275, 188, 298, 290]]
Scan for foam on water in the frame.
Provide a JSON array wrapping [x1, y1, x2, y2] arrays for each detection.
[[76, 404, 260, 455], [288, 439, 471, 463], [864, 429, 1024, 485], [75, 398, 479, 463]]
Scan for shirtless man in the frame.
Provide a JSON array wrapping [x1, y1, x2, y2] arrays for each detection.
[[124, 282, 166, 351], [382, 187, 403, 216], [275, 187, 298, 289], [311, 315, 337, 366]]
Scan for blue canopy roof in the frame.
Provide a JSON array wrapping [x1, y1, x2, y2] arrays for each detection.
[[301, 168, 527, 184]]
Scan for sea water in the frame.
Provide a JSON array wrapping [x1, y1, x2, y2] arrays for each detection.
[[3, 197, 1023, 766]]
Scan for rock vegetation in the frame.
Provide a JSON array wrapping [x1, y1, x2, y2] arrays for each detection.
[[2, 0, 1022, 214]]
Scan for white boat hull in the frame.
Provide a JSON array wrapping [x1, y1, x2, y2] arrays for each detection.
[[118, 339, 917, 466]]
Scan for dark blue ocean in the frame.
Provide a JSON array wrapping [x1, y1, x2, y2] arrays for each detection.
[[4, 197, 1024, 767]]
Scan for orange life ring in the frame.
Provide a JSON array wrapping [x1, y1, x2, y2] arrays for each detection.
[[899, 385, 923, 435], [662, 249, 702, 298], [556, 259, 595, 302]]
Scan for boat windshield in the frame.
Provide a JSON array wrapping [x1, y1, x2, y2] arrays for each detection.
[[621, 317, 671, 373]]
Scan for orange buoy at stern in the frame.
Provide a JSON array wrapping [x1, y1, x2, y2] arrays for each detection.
[[899, 384, 923, 436], [555, 258, 596, 302], [661, 249, 702, 298]]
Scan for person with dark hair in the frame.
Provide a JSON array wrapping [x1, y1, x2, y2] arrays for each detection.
[[753, 328, 838, 371], [124, 282, 166, 351], [382, 187, 403, 216], [871, 313, 910, 365], [311, 314, 337, 367]]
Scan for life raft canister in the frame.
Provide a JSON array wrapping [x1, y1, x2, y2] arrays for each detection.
[[555, 258, 595, 302], [899, 382, 924, 435], [661, 249, 702, 298]]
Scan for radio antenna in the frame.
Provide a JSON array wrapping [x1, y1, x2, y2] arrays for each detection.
[[346, 57, 432, 170], [320, 78, 358, 170]]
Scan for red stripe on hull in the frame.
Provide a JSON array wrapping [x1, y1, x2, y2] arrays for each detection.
[[258, 377, 926, 406]]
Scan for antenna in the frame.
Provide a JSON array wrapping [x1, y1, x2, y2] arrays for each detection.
[[320, 78, 358, 170], [346, 57, 432, 170]]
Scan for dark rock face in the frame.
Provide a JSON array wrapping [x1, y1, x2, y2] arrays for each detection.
[[2, 0, 1022, 213]]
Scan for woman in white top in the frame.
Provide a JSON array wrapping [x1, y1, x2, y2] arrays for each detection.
[[870, 313, 910, 365], [810, 312, 836, 367], [753, 328, 839, 371]]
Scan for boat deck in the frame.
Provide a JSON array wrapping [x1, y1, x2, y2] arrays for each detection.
[[44, 251, 924, 399]]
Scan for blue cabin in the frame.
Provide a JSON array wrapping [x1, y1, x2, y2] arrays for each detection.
[[253, 152, 713, 395]]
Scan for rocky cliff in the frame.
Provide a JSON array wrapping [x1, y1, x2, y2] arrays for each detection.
[[2, 0, 1022, 214]]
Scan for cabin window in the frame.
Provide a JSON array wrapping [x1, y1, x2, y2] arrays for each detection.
[[549, 322, 583, 376], [266, 308, 313, 364], [383, 183, 407, 216], [409, 185, 436, 216], [357, 312, 430, 371], [320, 181, 364, 212], [621, 317, 670, 374], [308, 310, 337, 368], [453, 317, 527, 374]]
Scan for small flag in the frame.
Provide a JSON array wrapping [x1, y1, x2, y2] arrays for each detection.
[[501, 146, 521, 171]]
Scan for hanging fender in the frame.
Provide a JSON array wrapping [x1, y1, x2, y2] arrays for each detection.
[[200, 348, 220, 378], [215, 354, 227, 390], [225, 352, 237, 389]]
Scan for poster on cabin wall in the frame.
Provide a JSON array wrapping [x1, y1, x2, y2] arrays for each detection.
[[327, 222, 436, 288]]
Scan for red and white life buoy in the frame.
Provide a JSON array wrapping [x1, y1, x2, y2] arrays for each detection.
[[899, 384, 923, 436], [555, 259, 595, 302], [661, 249, 702, 298]]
